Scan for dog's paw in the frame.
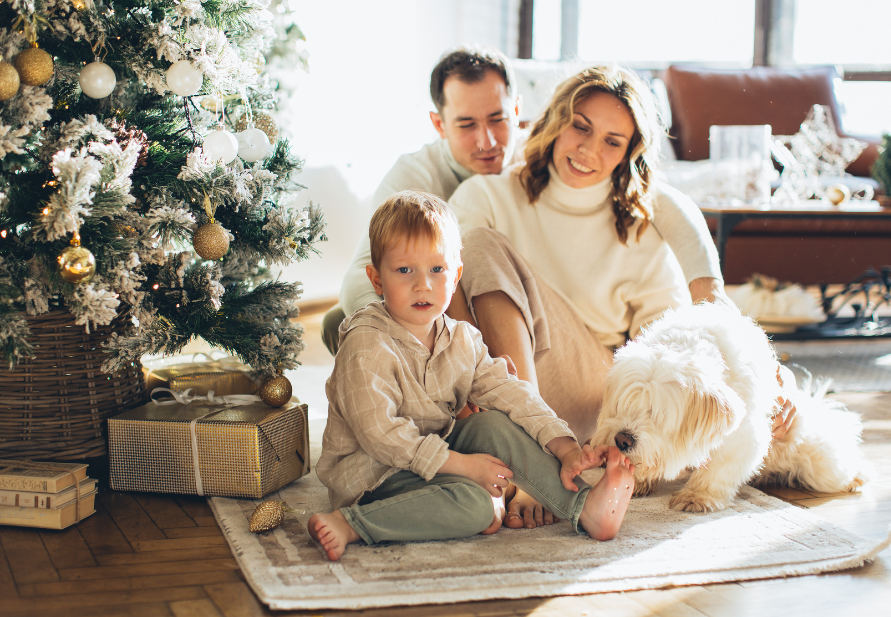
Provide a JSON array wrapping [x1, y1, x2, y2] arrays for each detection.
[[633, 477, 659, 497], [669, 488, 729, 513]]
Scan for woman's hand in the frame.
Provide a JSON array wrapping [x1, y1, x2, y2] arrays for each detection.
[[772, 364, 797, 441], [689, 277, 733, 306]]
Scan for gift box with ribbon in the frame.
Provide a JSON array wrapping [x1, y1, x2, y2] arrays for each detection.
[[108, 390, 310, 498], [142, 354, 260, 397]]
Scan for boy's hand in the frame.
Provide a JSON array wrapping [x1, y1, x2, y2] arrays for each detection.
[[558, 443, 608, 492], [440, 452, 513, 497]]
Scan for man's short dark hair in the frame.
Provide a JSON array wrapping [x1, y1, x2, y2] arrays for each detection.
[[429, 46, 516, 114]]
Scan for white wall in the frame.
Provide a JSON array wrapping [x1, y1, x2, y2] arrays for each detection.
[[274, 0, 517, 301]]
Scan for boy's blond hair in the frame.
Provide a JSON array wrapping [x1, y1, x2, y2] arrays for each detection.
[[369, 190, 463, 270]]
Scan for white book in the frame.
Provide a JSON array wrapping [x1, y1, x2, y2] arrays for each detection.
[[0, 478, 97, 509]]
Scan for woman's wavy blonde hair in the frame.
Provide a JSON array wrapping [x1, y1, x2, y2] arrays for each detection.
[[519, 66, 664, 244]]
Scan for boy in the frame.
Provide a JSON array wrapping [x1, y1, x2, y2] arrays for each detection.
[[308, 190, 635, 561]]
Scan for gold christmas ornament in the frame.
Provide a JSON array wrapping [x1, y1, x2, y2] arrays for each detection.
[[58, 236, 96, 283], [14, 44, 54, 86], [192, 222, 230, 260], [249, 500, 295, 533], [235, 112, 279, 143], [259, 373, 292, 408], [0, 61, 20, 100], [826, 184, 851, 206]]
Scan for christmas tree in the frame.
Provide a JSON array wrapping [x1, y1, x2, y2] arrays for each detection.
[[0, 0, 325, 378]]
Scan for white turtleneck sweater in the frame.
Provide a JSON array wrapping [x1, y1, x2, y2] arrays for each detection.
[[339, 138, 717, 318], [448, 167, 691, 348]]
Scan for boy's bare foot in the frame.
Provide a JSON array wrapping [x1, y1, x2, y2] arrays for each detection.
[[505, 485, 559, 529], [481, 490, 507, 535], [578, 447, 635, 541], [307, 511, 361, 561]]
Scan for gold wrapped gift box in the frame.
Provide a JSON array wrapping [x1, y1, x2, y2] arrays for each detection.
[[108, 399, 310, 498], [142, 355, 259, 397]]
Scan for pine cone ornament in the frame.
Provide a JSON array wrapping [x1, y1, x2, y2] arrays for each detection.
[[249, 500, 286, 533], [107, 119, 150, 167]]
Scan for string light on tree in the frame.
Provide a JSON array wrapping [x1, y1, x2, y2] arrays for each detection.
[[79, 61, 116, 98], [0, 61, 19, 100], [58, 233, 96, 284], [165, 59, 203, 96]]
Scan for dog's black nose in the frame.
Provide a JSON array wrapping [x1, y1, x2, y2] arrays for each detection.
[[615, 431, 635, 451]]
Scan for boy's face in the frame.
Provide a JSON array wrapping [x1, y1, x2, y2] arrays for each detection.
[[366, 234, 462, 341]]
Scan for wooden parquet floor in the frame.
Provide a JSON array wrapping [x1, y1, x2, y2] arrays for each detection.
[[1, 313, 889, 617]]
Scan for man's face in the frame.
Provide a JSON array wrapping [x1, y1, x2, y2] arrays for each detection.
[[430, 70, 519, 176]]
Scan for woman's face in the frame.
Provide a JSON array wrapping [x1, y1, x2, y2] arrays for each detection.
[[551, 91, 635, 189]]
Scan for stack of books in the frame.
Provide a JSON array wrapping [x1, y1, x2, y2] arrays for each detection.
[[0, 460, 98, 529]]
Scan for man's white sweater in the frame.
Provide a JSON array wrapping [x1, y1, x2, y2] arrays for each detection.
[[339, 139, 719, 318], [449, 167, 691, 348]]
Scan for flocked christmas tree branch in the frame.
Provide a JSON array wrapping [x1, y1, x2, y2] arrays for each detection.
[[0, 0, 325, 375]]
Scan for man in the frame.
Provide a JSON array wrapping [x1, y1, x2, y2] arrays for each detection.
[[322, 46, 522, 354]]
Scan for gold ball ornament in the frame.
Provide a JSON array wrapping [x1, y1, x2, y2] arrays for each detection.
[[0, 61, 20, 100], [259, 373, 292, 408], [192, 222, 230, 260], [14, 45, 54, 86], [235, 112, 279, 143], [58, 245, 96, 283], [249, 500, 295, 533], [826, 184, 851, 206]]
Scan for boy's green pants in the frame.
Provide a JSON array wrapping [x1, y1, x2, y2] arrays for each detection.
[[339, 410, 592, 544]]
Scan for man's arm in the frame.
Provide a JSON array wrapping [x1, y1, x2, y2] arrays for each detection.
[[340, 153, 439, 316], [339, 235, 381, 317]]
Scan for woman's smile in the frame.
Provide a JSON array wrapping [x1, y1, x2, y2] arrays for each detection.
[[568, 158, 595, 174]]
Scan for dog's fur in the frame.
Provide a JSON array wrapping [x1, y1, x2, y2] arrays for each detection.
[[590, 302, 872, 512]]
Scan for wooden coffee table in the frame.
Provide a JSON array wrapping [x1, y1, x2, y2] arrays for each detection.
[[699, 200, 891, 274]]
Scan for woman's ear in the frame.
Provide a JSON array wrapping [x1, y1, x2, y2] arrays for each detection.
[[366, 264, 384, 296]]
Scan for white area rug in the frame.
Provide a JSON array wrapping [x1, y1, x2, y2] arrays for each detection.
[[210, 448, 890, 611], [776, 340, 891, 392]]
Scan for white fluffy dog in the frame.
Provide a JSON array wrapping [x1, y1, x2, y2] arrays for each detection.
[[590, 302, 871, 513]]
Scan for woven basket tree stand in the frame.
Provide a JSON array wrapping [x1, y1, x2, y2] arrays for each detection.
[[0, 310, 145, 460]]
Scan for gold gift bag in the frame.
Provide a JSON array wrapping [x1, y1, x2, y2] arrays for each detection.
[[108, 398, 309, 498]]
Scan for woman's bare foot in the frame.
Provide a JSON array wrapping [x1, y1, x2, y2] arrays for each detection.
[[504, 485, 559, 529], [307, 511, 361, 561], [578, 446, 635, 541]]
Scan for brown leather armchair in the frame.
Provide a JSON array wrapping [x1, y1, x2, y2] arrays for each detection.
[[661, 65, 878, 177], [660, 65, 889, 285]]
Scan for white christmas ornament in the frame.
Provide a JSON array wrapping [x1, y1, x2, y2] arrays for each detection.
[[203, 129, 239, 164], [235, 128, 272, 162], [79, 61, 117, 98], [165, 60, 203, 96]]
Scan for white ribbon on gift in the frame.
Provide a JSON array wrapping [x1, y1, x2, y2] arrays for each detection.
[[150, 387, 264, 496]]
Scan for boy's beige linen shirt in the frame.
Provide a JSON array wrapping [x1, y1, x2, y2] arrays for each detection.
[[317, 302, 576, 510]]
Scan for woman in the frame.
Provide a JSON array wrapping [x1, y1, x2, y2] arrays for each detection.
[[447, 66, 794, 529]]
